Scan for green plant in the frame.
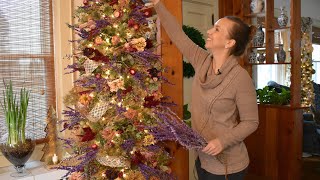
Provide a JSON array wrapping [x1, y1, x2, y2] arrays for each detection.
[[182, 25, 206, 78], [256, 86, 290, 105], [183, 104, 191, 127], [1, 81, 29, 145]]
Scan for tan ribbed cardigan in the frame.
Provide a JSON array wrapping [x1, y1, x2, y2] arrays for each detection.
[[155, 2, 259, 175]]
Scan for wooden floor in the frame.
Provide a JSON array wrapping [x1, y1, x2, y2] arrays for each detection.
[[302, 156, 320, 180]]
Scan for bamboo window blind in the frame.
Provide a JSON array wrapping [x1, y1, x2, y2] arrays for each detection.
[[0, 0, 55, 142]]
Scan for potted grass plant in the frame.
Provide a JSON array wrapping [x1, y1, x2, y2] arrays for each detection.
[[0, 81, 35, 177]]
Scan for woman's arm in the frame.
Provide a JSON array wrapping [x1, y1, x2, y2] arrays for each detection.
[[152, 1, 209, 69]]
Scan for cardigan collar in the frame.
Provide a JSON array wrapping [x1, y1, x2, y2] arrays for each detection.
[[198, 54, 239, 89]]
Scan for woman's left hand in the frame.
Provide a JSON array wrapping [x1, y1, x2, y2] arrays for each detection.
[[202, 138, 223, 156]]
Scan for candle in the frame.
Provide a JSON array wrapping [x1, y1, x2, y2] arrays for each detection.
[[52, 154, 58, 164]]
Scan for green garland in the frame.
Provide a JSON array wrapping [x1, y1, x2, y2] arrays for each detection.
[[182, 25, 206, 78]]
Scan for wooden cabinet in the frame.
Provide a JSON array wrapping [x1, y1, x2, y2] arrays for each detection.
[[219, 0, 303, 180]]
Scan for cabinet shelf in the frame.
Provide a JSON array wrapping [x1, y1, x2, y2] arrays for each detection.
[[267, 26, 291, 31], [247, 62, 291, 65], [258, 103, 310, 110], [244, 13, 265, 17], [251, 44, 286, 49]]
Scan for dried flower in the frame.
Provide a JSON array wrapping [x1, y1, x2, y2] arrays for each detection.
[[94, 36, 103, 45], [69, 172, 84, 180], [123, 108, 138, 119], [143, 134, 156, 146], [79, 94, 92, 105], [78, 127, 96, 142], [131, 37, 146, 52], [101, 127, 116, 141], [126, 170, 145, 180], [112, 35, 120, 45], [107, 79, 126, 92]]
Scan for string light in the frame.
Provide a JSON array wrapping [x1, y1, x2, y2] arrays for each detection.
[[301, 32, 315, 107]]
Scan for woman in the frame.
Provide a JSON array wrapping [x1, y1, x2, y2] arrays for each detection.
[[150, 0, 259, 180]]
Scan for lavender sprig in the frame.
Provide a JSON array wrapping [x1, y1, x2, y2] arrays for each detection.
[[58, 137, 73, 148], [81, 76, 107, 92], [121, 139, 135, 152], [60, 107, 84, 132], [65, 63, 84, 74], [130, 50, 160, 67], [95, 19, 110, 29], [130, 6, 149, 24], [56, 149, 98, 178], [138, 163, 175, 180]]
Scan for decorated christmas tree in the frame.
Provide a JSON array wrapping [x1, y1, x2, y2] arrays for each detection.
[[57, 0, 206, 179]]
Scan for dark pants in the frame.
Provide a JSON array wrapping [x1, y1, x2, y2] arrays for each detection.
[[195, 158, 247, 180]]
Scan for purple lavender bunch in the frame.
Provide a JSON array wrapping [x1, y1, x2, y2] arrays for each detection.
[[146, 122, 176, 142], [151, 108, 207, 150]]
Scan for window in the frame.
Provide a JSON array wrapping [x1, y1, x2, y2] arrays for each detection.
[[254, 64, 290, 89], [0, 0, 55, 142], [312, 44, 320, 84]]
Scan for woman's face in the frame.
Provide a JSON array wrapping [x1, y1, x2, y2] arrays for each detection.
[[205, 18, 234, 51]]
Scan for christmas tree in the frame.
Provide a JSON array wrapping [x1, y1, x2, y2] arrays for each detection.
[[57, 0, 206, 179]]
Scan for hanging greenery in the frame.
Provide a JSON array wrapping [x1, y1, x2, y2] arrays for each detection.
[[182, 25, 206, 78]]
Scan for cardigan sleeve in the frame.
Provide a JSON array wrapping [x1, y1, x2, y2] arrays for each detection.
[[218, 69, 259, 149], [154, 2, 210, 69]]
